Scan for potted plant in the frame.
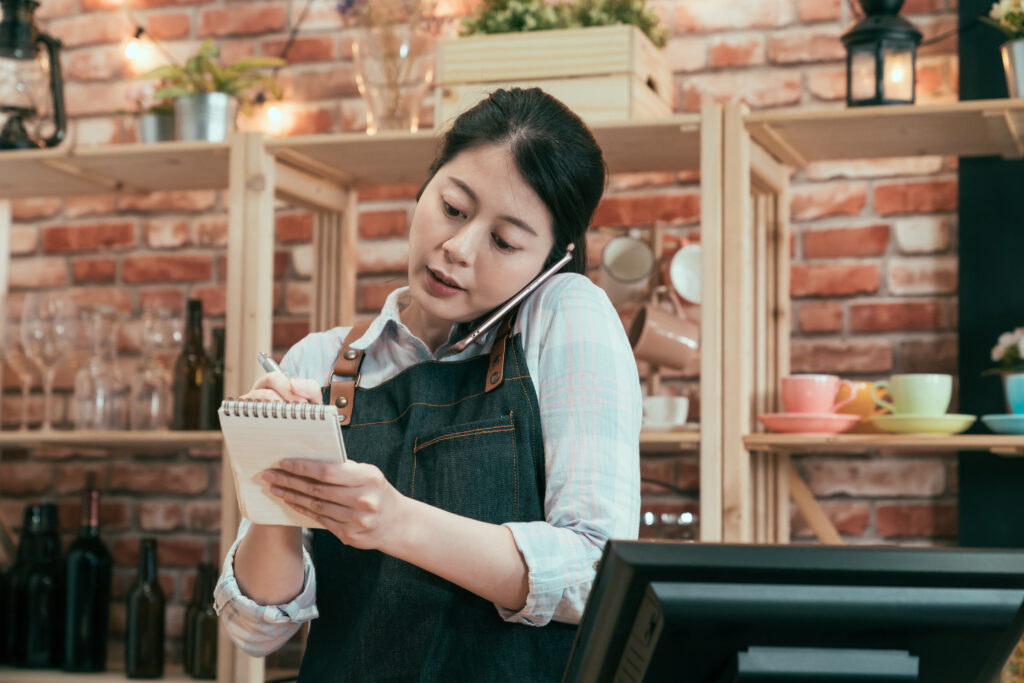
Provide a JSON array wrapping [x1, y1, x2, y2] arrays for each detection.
[[986, 326, 1024, 412], [981, 0, 1024, 97], [438, 0, 672, 126], [137, 40, 285, 142]]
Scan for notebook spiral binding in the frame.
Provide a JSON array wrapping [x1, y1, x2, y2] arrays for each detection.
[[221, 399, 331, 421]]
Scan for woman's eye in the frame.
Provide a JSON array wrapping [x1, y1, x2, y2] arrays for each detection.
[[442, 200, 462, 218], [492, 234, 516, 252]]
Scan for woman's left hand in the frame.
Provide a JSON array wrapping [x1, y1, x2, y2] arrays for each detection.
[[263, 459, 408, 552]]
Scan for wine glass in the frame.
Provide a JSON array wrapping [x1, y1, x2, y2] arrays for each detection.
[[130, 308, 173, 430], [74, 305, 127, 430], [21, 292, 76, 431], [2, 317, 36, 431]]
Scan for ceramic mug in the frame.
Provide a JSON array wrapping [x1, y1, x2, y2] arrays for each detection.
[[871, 373, 952, 416], [835, 380, 889, 433], [600, 235, 655, 307], [643, 396, 690, 430], [1005, 373, 1024, 414], [780, 374, 857, 414], [627, 287, 699, 370]]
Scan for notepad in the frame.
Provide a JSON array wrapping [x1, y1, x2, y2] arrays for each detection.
[[219, 399, 348, 529]]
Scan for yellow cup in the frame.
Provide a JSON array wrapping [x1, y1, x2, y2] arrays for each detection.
[[835, 381, 889, 433]]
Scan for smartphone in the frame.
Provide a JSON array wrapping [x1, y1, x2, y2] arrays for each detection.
[[445, 246, 574, 356]]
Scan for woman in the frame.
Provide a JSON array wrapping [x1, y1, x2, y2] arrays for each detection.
[[214, 88, 641, 682]]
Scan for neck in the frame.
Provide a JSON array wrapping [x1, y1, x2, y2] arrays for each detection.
[[400, 300, 453, 354]]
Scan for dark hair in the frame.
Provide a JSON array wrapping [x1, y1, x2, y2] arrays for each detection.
[[417, 88, 607, 275]]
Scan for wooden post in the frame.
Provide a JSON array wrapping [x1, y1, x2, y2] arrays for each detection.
[[0, 200, 9, 432], [221, 132, 276, 683], [312, 193, 359, 336]]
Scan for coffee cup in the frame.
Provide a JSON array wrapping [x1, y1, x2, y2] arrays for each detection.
[[627, 287, 699, 370], [780, 374, 857, 414], [643, 396, 690, 430], [870, 373, 952, 416], [835, 380, 889, 432], [600, 235, 655, 307], [1005, 374, 1024, 414]]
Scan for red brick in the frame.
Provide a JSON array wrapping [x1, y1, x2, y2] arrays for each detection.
[[608, 172, 678, 192], [138, 502, 184, 531], [199, 4, 287, 37], [113, 536, 207, 568], [11, 227, 37, 255], [215, 251, 288, 282], [357, 184, 421, 201], [803, 459, 946, 497], [805, 157, 944, 181], [805, 68, 847, 101], [791, 500, 869, 538], [791, 341, 893, 374], [72, 257, 117, 283], [42, 221, 135, 253], [196, 216, 229, 247], [9, 257, 68, 288], [877, 503, 957, 538], [65, 195, 117, 218], [767, 28, 846, 64], [284, 281, 312, 314], [802, 224, 889, 259], [118, 190, 217, 213], [898, 337, 958, 375], [65, 81, 139, 116], [681, 71, 801, 112], [192, 285, 226, 317], [145, 219, 190, 249], [849, 300, 947, 332], [798, 301, 843, 333], [219, 38, 257, 65], [64, 45, 120, 81], [0, 463, 53, 493], [54, 464, 107, 494], [273, 320, 310, 350], [278, 65, 360, 101], [147, 11, 191, 40], [902, 0, 943, 12], [276, 213, 313, 243], [71, 286, 133, 312], [139, 288, 186, 312], [12, 197, 61, 220], [798, 0, 840, 22], [593, 194, 700, 228], [109, 464, 210, 494], [790, 263, 879, 297], [262, 34, 335, 63], [36, 0, 77, 18], [791, 184, 867, 221], [73, 116, 124, 145], [664, 37, 708, 73], [709, 36, 765, 68], [887, 257, 957, 295], [287, 105, 336, 135], [122, 254, 213, 283], [48, 12, 134, 47], [675, 0, 793, 31], [359, 209, 409, 239], [874, 180, 957, 215], [184, 501, 221, 532], [357, 280, 399, 312]]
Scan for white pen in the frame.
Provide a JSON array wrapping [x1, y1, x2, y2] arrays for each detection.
[[257, 351, 284, 375]]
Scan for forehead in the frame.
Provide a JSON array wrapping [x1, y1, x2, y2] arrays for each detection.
[[437, 145, 552, 226]]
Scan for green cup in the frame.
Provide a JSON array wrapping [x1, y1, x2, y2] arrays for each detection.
[[871, 373, 952, 416]]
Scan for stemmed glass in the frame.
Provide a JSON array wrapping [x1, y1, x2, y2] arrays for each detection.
[[20, 292, 76, 431], [130, 308, 174, 430], [73, 305, 127, 430], [2, 315, 36, 430]]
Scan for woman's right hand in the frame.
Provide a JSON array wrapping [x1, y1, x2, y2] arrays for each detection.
[[240, 371, 322, 404]]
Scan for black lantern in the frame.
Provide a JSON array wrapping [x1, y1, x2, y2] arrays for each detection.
[[0, 0, 66, 149], [841, 0, 922, 107]]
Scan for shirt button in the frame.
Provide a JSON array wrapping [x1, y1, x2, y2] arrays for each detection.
[[592, 561, 600, 571]]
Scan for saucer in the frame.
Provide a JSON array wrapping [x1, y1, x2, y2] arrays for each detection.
[[982, 414, 1024, 435], [758, 412, 860, 435], [870, 414, 976, 436]]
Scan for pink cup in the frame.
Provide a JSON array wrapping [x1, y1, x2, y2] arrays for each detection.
[[780, 374, 857, 414]]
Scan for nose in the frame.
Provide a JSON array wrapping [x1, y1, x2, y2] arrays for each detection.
[[442, 222, 484, 266]]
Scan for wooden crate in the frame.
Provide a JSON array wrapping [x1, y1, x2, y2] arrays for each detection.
[[436, 25, 674, 126]]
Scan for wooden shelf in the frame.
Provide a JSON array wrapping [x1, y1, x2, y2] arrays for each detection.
[[639, 427, 700, 452], [0, 667, 298, 682], [0, 430, 222, 452], [745, 98, 1024, 166], [744, 433, 1024, 455]]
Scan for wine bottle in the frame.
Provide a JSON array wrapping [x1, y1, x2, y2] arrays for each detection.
[[63, 477, 113, 672], [22, 502, 63, 668], [200, 328, 225, 431], [4, 505, 37, 664], [172, 299, 208, 430], [184, 562, 218, 679], [125, 537, 165, 679]]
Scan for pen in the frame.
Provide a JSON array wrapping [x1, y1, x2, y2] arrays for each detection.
[[257, 351, 284, 375]]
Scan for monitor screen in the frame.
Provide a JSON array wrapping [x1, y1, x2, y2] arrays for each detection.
[[562, 541, 1024, 683]]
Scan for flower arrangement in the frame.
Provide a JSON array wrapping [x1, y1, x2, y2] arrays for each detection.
[[461, 0, 668, 48], [989, 326, 1024, 373], [335, 0, 434, 27], [982, 0, 1024, 41]]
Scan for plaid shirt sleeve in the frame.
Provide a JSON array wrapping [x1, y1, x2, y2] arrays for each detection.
[[497, 274, 642, 626]]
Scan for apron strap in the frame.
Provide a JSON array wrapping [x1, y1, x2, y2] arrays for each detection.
[[326, 321, 372, 424], [484, 309, 518, 394]]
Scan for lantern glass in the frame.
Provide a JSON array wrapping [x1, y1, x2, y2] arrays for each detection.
[[850, 48, 877, 103], [882, 46, 914, 102]]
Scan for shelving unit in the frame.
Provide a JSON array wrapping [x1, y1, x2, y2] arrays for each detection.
[[0, 430, 222, 452]]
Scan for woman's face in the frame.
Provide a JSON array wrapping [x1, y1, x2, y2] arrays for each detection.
[[407, 144, 555, 325]]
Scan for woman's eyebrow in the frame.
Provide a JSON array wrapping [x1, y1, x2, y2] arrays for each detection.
[[449, 176, 538, 236]]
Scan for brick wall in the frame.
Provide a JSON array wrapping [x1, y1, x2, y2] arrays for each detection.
[[1, 0, 961, 668]]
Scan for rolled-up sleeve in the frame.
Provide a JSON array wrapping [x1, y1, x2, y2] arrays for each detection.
[[498, 275, 642, 626], [214, 519, 319, 657]]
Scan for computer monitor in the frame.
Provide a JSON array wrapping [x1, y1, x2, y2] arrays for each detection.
[[562, 541, 1024, 683]]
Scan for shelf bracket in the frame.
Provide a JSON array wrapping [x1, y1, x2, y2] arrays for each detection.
[[982, 109, 1024, 160], [746, 122, 807, 168], [787, 461, 843, 546]]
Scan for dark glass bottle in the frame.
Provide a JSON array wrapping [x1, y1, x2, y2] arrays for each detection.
[[183, 562, 218, 679], [63, 479, 113, 672], [0, 565, 8, 664], [172, 299, 208, 430], [4, 505, 37, 663], [200, 328, 225, 431], [22, 502, 63, 668], [125, 538, 164, 679]]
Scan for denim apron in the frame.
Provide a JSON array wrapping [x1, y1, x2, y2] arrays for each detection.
[[297, 312, 577, 682]]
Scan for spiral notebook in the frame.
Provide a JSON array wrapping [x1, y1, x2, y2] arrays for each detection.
[[219, 399, 348, 529]]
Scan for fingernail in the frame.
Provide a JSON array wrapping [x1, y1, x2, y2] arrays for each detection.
[[262, 471, 277, 483], [270, 486, 284, 496]]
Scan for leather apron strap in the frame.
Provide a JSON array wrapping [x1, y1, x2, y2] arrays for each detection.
[[485, 309, 518, 394], [326, 321, 372, 424]]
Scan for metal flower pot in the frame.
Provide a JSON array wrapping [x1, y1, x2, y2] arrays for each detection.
[[137, 112, 174, 143], [174, 92, 236, 142], [1001, 39, 1024, 98]]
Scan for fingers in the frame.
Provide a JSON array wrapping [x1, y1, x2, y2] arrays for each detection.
[[290, 377, 323, 404], [278, 458, 380, 487], [247, 372, 319, 404]]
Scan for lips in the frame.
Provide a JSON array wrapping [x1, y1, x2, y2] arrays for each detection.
[[428, 267, 463, 290]]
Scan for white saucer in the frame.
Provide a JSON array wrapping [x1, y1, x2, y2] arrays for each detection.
[[982, 414, 1024, 435], [870, 413, 976, 436]]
